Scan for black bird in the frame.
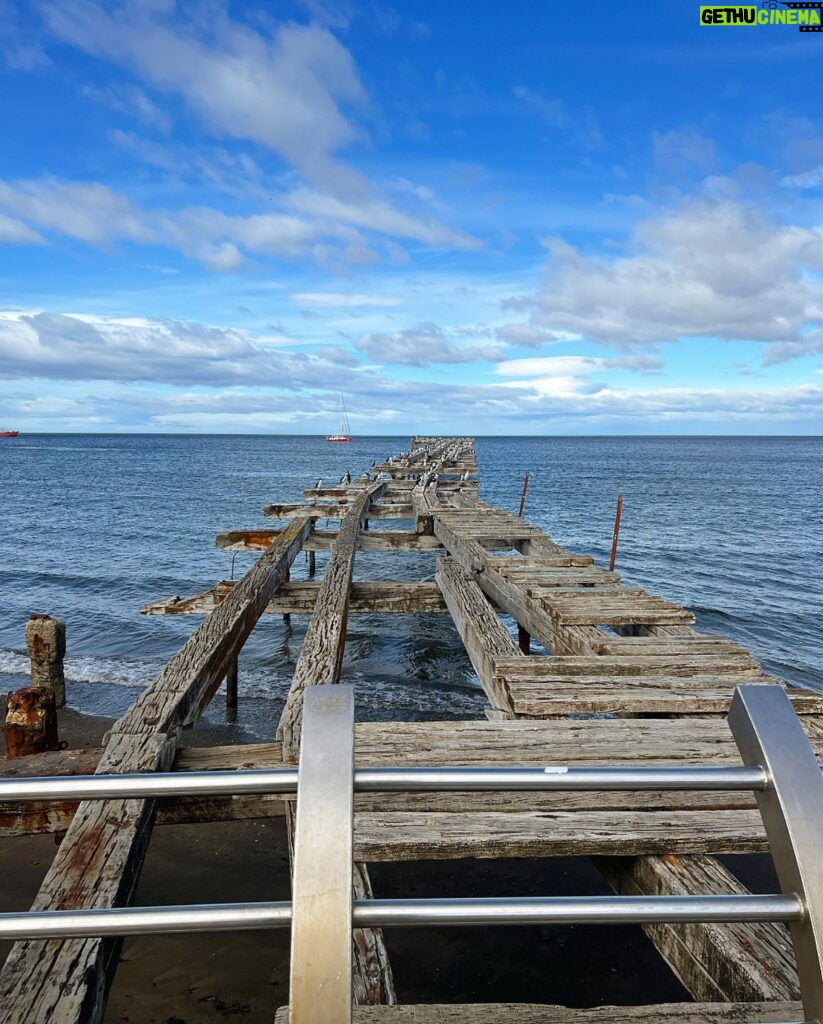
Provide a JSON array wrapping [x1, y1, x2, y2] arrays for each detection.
[[315, 478, 322, 488]]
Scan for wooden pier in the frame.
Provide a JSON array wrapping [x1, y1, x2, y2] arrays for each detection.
[[2, 436, 822, 1022]]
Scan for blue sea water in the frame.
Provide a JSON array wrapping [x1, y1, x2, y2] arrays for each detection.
[[0, 434, 821, 738]]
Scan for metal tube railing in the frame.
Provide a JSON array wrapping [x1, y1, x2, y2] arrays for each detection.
[[0, 765, 778, 802], [3, 682, 822, 1024], [0, 893, 803, 940]]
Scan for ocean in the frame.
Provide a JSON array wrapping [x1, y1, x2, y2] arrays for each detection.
[[1, 434, 821, 738]]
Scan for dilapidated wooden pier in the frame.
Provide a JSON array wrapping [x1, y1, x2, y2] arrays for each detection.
[[2, 436, 823, 1022]]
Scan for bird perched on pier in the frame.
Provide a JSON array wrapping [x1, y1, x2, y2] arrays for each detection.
[[315, 479, 322, 489], [360, 471, 370, 481]]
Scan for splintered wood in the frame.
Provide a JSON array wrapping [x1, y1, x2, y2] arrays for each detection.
[[4, 435, 815, 1023]]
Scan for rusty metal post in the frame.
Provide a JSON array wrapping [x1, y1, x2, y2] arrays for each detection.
[[609, 495, 624, 572], [518, 625, 531, 655], [4, 687, 60, 758], [25, 614, 66, 707], [518, 473, 530, 518]]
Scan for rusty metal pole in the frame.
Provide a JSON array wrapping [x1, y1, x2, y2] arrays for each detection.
[[308, 550, 316, 578], [4, 687, 60, 758], [25, 614, 66, 707], [609, 495, 624, 572], [518, 473, 530, 518]]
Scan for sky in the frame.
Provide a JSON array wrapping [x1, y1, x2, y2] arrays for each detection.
[[0, 0, 822, 435]]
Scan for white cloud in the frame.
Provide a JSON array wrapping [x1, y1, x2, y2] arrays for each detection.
[[0, 212, 44, 244], [41, 1, 367, 193], [82, 83, 172, 133], [495, 355, 604, 378], [0, 178, 154, 244], [0, 310, 367, 387], [496, 323, 581, 348], [294, 292, 404, 309], [356, 323, 504, 366], [528, 196, 823, 361]]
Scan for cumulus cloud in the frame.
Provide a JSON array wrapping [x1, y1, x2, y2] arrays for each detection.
[[355, 323, 505, 366], [495, 323, 582, 348], [527, 196, 823, 361], [0, 311, 366, 388], [41, 1, 367, 194]]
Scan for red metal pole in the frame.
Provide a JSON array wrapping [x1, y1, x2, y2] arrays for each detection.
[[518, 472, 530, 518], [609, 494, 624, 572]]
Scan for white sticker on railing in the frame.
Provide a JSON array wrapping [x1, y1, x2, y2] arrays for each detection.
[[543, 766, 569, 774]]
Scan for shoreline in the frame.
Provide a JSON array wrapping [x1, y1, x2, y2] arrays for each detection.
[[2, 702, 782, 1020]]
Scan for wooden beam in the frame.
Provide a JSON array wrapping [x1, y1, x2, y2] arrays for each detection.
[[141, 581, 448, 616], [0, 520, 310, 1024], [275, 1002, 803, 1023], [264, 501, 412, 520], [275, 482, 397, 1008], [216, 529, 444, 552], [277, 483, 386, 753], [435, 557, 521, 715]]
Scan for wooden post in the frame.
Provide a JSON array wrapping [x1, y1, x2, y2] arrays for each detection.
[[308, 550, 316, 578], [518, 624, 531, 655], [283, 568, 291, 623], [226, 656, 238, 711], [518, 472, 530, 518], [4, 687, 60, 758], [25, 614, 66, 707], [609, 494, 624, 572]]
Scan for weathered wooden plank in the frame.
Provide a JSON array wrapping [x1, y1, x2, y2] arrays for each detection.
[[494, 655, 762, 677], [506, 679, 821, 717], [142, 581, 448, 616], [278, 483, 386, 753], [264, 501, 412, 520], [275, 481, 396, 1008], [216, 528, 445, 552], [435, 557, 521, 714], [275, 1002, 802, 1023], [353, 808, 770, 861], [596, 855, 800, 1003]]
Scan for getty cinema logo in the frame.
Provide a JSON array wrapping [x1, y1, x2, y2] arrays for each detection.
[[700, 2, 823, 29]]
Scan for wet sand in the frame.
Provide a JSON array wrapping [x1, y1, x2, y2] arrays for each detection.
[[2, 704, 782, 1021]]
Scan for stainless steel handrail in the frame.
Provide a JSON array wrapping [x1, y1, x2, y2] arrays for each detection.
[[0, 765, 780, 802], [0, 893, 803, 940]]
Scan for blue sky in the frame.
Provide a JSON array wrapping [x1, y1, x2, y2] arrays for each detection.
[[0, 0, 822, 434]]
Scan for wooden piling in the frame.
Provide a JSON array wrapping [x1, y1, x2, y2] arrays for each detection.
[[226, 656, 238, 711], [25, 613, 66, 707], [3, 687, 60, 758]]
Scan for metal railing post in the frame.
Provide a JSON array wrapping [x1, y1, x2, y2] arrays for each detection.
[[289, 685, 355, 1024], [729, 684, 823, 1024]]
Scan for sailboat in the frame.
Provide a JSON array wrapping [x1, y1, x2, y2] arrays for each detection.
[[326, 393, 353, 443]]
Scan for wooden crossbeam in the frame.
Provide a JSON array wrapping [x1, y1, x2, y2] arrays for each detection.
[[141, 580, 447, 616], [216, 528, 445, 552]]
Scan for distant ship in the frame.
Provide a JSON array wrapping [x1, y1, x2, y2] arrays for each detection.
[[326, 394, 352, 443], [0, 430, 19, 438]]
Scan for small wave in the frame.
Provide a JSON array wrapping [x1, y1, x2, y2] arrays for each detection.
[[0, 648, 162, 689]]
